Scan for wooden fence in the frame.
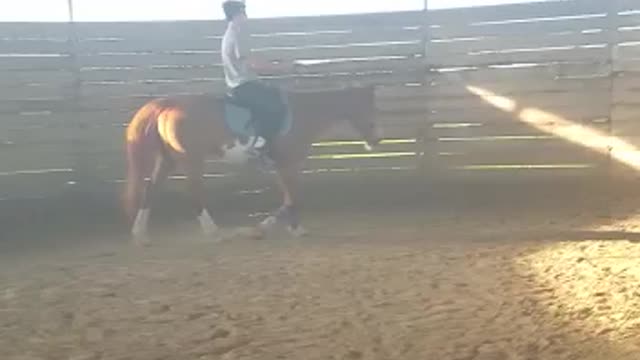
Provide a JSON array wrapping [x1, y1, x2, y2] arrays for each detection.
[[1, 0, 640, 200]]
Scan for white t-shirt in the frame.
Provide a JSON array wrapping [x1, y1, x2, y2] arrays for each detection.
[[221, 21, 257, 89]]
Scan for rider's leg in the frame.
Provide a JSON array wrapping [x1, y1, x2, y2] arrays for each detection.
[[231, 81, 286, 147]]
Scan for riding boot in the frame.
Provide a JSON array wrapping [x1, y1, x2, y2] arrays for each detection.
[[256, 137, 276, 170]]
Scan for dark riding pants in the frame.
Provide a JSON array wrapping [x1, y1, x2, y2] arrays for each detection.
[[230, 80, 286, 142]]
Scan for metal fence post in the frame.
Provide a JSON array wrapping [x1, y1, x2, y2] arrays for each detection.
[[418, 0, 434, 176], [605, 0, 621, 222], [66, 0, 93, 192]]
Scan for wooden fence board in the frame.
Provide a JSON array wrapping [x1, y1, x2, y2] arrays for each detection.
[[435, 138, 607, 164], [614, 92, 640, 107], [618, 43, 640, 60], [426, 89, 610, 111], [0, 172, 74, 200], [0, 146, 74, 173], [0, 84, 75, 100], [438, 150, 605, 170], [428, 103, 609, 124], [76, 42, 421, 68], [439, 166, 600, 183], [310, 139, 418, 155], [284, 57, 425, 74], [77, 53, 219, 68], [77, 37, 217, 54], [611, 118, 640, 136], [613, 73, 640, 102], [0, 55, 72, 71], [78, 65, 223, 82], [76, 57, 423, 83], [619, 0, 640, 11], [0, 98, 72, 114], [0, 69, 75, 87], [431, 63, 610, 83], [79, 80, 225, 97], [431, 120, 609, 138], [268, 71, 424, 90], [428, 45, 609, 67], [431, 16, 610, 40], [74, 21, 224, 41], [429, 77, 610, 97], [77, 27, 423, 54], [611, 101, 640, 136], [253, 27, 423, 49], [78, 70, 422, 98], [246, 11, 424, 34], [250, 40, 424, 62], [0, 112, 122, 134], [619, 28, 640, 43], [430, 0, 606, 26], [0, 22, 69, 40], [0, 125, 123, 151], [74, 92, 430, 114], [73, 12, 422, 39], [615, 59, 640, 72], [0, 39, 70, 55], [429, 31, 608, 57], [75, 76, 425, 112], [318, 121, 422, 141], [618, 20, 640, 37]]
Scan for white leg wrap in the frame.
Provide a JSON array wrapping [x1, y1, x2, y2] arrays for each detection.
[[132, 209, 150, 237], [198, 209, 218, 236], [288, 225, 309, 238]]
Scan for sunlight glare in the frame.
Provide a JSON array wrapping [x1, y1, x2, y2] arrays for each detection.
[[467, 85, 640, 171]]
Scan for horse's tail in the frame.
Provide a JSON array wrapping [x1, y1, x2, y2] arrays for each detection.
[[122, 100, 165, 222]]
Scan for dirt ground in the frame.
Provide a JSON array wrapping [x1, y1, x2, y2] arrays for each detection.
[[1, 174, 640, 360]]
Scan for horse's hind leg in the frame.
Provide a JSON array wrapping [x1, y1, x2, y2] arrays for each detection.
[[131, 155, 173, 245], [185, 156, 219, 239]]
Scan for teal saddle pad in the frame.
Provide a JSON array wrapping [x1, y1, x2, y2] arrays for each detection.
[[223, 96, 292, 139]]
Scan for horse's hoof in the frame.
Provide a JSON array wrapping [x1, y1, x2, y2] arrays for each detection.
[[249, 227, 267, 240], [202, 228, 222, 240], [201, 232, 223, 244], [132, 234, 151, 247], [288, 226, 309, 238]]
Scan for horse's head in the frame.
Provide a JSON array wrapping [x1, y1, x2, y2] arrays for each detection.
[[345, 85, 382, 150]]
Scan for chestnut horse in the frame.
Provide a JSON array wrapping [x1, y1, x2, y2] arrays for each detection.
[[123, 86, 381, 245]]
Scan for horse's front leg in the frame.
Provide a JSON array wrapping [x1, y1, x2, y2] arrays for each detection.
[[261, 162, 308, 237], [185, 155, 220, 240]]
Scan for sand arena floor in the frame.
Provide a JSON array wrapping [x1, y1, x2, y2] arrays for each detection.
[[1, 176, 639, 360]]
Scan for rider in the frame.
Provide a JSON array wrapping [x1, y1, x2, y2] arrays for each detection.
[[221, 0, 291, 164]]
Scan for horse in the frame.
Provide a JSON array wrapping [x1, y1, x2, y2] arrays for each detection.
[[123, 85, 381, 246]]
